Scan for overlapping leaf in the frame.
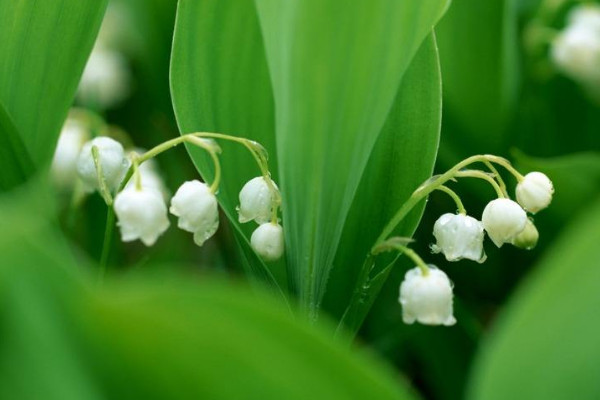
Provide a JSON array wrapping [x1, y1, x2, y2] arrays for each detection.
[[0, 0, 107, 166], [254, 0, 449, 317]]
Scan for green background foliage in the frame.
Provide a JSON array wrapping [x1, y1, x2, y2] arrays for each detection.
[[0, 0, 599, 398]]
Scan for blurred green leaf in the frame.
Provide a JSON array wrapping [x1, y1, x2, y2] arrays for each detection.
[[436, 0, 519, 152], [0, 103, 35, 191], [0, 180, 420, 400], [324, 34, 441, 325], [0, 0, 107, 166], [170, 0, 285, 290], [254, 0, 449, 318], [467, 197, 600, 400]]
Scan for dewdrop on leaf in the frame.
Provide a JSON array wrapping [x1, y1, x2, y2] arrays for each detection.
[[482, 198, 527, 247], [238, 177, 279, 224], [251, 222, 284, 262], [516, 172, 554, 213], [114, 186, 170, 246], [76, 136, 130, 193], [431, 213, 486, 263], [170, 180, 219, 246], [399, 266, 456, 326]]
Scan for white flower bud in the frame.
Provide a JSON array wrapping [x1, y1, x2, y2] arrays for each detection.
[[551, 5, 600, 84], [238, 177, 279, 224], [77, 47, 131, 109], [399, 266, 456, 326], [251, 222, 284, 262], [431, 213, 486, 263], [51, 117, 89, 188], [512, 219, 539, 250], [169, 180, 219, 246], [482, 198, 527, 247], [76, 137, 130, 193], [114, 186, 170, 246], [516, 172, 554, 213]]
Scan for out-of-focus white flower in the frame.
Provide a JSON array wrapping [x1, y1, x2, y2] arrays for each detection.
[[512, 219, 539, 250], [77, 47, 131, 109], [238, 177, 279, 224], [399, 266, 456, 326], [51, 117, 89, 188], [516, 172, 554, 213], [482, 198, 527, 247], [114, 186, 170, 246], [569, 4, 600, 29], [77, 137, 130, 193], [431, 213, 486, 263], [551, 4, 600, 85], [169, 180, 219, 246], [251, 222, 284, 262]]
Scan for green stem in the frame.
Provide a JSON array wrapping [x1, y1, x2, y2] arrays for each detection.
[[483, 160, 509, 198], [455, 170, 505, 198], [186, 136, 222, 193], [435, 185, 467, 215], [373, 154, 520, 250], [98, 206, 115, 284], [91, 145, 113, 205]]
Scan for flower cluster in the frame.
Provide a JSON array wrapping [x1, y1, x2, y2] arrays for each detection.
[[51, 113, 284, 262], [396, 159, 554, 327], [551, 4, 600, 94]]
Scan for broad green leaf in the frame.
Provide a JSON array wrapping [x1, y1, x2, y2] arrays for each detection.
[[467, 197, 600, 400], [254, 0, 449, 317], [170, 0, 285, 291], [0, 0, 107, 166], [324, 35, 442, 326], [0, 102, 35, 191], [436, 0, 519, 152]]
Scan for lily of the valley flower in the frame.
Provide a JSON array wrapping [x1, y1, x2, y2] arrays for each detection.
[[516, 172, 554, 213], [431, 213, 486, 263], [113, 186, 170, 246], [238, 176, 279, 224], [251, 222, 284, 262], [482, 198, 527, 247], [51, 117, 89, 188], [399, 266, 456, 326], [170, 180, 219, 246], [551, 4, 600, 85], [76, 136, 130, 193]]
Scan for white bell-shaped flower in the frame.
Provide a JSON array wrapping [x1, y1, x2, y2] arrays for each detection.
[[77, 137, 130, 193], [169, 180, 219, 246], [551, 5, 600, 84], [482, 198, 527, 247], [251, 222, 284, 262], [516, 172, 554, 213], [238, 176, 279, 224], [51, 117, 89, 188], [399, 266, 456, 326], [113, 186, 170, 246], [431, 213, 486, 263]]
